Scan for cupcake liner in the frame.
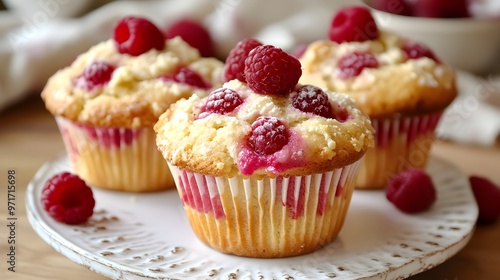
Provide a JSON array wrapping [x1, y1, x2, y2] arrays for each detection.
[[356, 111, 443, 190], [167, 160, 362, 258], [56, 117, 173, 192]]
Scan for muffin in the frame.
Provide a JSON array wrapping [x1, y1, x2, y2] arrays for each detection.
[[299, 6, 457, 189], [41, 16, 224, 192], [154, 43, 374, 258]]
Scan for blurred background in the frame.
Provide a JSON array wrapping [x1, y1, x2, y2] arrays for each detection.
[[0, 0, 499, 145]]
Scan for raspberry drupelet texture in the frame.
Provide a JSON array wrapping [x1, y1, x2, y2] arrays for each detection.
[[42, 172, 95, 224], [223, 38, 263, 83], [402, 41, 440, 62], [160, 67, 211, 89], [199, 88, 243, 118], [113, 16, 165, 56], [469, 176, 500, 224], [386, 168, 436, 213], [328, 6, 379, 43], [291, 85, 334, 119], [164, 18, 215, 58], [337, 52, 379, 79], [75, 60, 116, 91], [248, 116, 290, 156], [244, 45, 302, 95]]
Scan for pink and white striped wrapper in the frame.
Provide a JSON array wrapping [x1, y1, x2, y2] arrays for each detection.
[[356, 111, 443, 189], [56, 117, 174, 192], [167, 159, 362, 258]]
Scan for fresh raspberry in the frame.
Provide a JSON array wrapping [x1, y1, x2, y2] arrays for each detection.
[[113, 16, 165, 56], [223, 38, 263, 83], [337, 52, 379, 79], [328, 6, 379, 43], [413, 0, 469, 18], [469, 176, 500, 224], [291, 85, 334, 119], [41, 172, 95, 225], [248, 116, 289, 155], [160, 67, 211, 89], [373, 0, 412, 16], [75, 61, 116, 91], [386, 168, 436, 213], [402, 41, 440, 62], [164, 18, 215, 57], [199, 88, 243, 117], [244, 45, 302, 95]]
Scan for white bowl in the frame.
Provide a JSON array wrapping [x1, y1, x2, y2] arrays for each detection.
[[361, 0, 500, 75]]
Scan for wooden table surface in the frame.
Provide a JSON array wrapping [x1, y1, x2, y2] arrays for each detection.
[[1, 95, 499, 280]]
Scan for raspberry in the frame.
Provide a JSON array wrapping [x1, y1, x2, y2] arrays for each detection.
[[291, 43, 308, 59], [164, 18, 215, 57], [161, 67, 211, 89], [337, 52, 379, 79], [373, 0, 412, 16], [223, 38, 263, 83], [248, 116, 289, 155], [291, 85, 334, 119], [75, 61, 116, 91], [413, 0, 469, 18], [113, 16, 165, 56], [402, 41, 440, 62], [386, 168, 436, 213], [244, 45, 302, 95], [41, 172, 95, 225], [328, 6, 379, 43], [469, 176, 500, 225], [199, 88, 243, 117]]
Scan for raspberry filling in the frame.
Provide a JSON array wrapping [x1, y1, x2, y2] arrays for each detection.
[[337, 52, 379, 79], [74, 122, 142, 149], [113, 16, 165, 56], [75, 61, 116, 91], [198, 88, 243, 118], [244, 45, 302, 95], [402, 41, 440, 63], [160, 67, 211, 89], [328, 6, 379, 43], [223, 38, 263, 83], [238, 117, 306, 176]]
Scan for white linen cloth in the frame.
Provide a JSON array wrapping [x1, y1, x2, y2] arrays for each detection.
[[0, 0, 499, 146]]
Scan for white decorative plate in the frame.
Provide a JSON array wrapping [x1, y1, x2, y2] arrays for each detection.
[[26, 155, 478, 280]]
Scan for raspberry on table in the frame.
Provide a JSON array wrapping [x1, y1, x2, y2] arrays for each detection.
[[160, 67, 211, 89], [164, 18, 215, 58], [328, 6, 379, 43], [244, 45, 302, 95], [291, 85, 335, 119], [337, 52, 379, 79], [248, 116, 289, 155], [199, 88, 244, 118], [386, 168, 436, 213], [402, 41, 440, 62], [223, 38, 263, 83], [75, 61, 116, 91], [469, 176, 500, 225], [41, 172, 95, 225], [113, 16, 165, 56], [373, 0, 412, 16]]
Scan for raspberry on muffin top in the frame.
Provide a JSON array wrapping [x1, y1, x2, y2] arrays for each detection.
[[42, 16, 224, 128], [155, 41, 375, 177]]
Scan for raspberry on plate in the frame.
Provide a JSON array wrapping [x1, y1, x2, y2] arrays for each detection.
[[164, 18, 215, 58], [386, 168, 436, 213], [113, 16, 165, 56], [41, 172, 95, 225], [469, 176, 500, 224], [328, 6, 379, 43], [244, 45, 302, 95], [223, 38, 263, 83]]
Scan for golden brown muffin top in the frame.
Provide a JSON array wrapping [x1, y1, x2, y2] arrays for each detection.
[[42, 37, 224, 128], [154, 80, 375, 178], [299, 32, 457, 119]]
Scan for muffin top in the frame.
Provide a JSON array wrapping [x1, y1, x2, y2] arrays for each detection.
[[299, 6, 457, 119], [42, 17, 223, 128], [155, 43, 374, 178]]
